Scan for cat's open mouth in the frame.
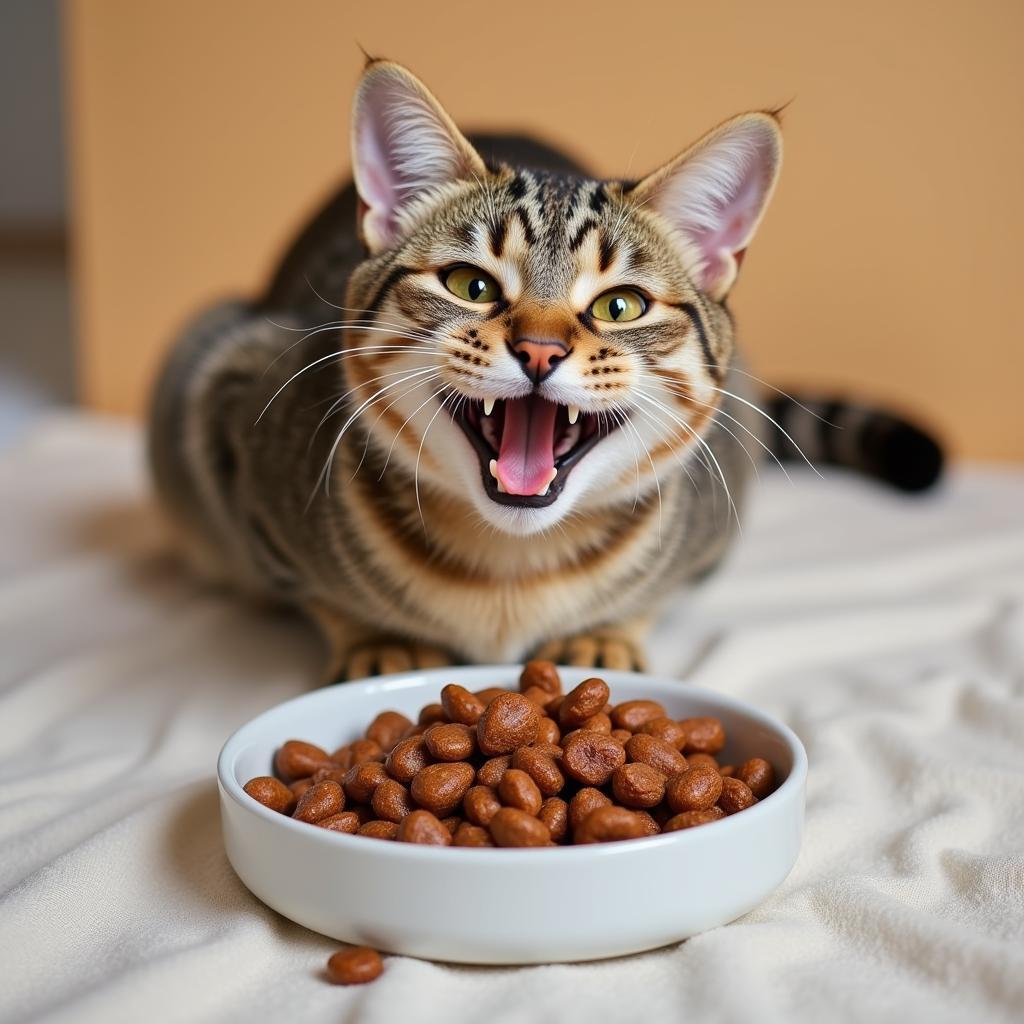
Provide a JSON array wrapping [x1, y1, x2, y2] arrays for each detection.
[[450, 394, 618, 507]]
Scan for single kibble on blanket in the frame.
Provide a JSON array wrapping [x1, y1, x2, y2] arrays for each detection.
[[243, 663, 778, 846], [326, 947, 384, 985]]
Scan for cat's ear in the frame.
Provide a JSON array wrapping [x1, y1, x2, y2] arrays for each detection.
[[351, 61, 486, 253], [634, 113, 782, 301]]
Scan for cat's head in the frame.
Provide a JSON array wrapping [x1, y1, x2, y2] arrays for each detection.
[[343, 60, 781, 536]]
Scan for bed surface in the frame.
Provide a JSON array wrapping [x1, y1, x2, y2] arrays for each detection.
[[2, 415, 1022, 1023]]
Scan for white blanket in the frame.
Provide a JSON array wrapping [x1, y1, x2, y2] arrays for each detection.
[[2, 415, 1022, 1024]]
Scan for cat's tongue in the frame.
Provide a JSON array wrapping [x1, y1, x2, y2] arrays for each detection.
[[495, 395, 558, 496]]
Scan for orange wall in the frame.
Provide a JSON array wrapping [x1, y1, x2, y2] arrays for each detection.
[[66, 0, 1024, 459]]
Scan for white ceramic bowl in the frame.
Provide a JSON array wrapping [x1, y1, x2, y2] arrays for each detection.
[[218, 666, 806, 964]]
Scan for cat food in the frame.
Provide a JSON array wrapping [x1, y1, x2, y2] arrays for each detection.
[[242, 662, 779, 846], [326, 946, 384, 985]]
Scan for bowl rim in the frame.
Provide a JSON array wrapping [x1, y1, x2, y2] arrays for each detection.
[[218, 665, 808, 863]]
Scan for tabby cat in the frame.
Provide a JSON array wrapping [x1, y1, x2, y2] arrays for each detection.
[[149, 60, 941, 679]]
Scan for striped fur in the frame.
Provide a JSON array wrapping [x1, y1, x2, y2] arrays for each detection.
[[148, 61, 941, 679]]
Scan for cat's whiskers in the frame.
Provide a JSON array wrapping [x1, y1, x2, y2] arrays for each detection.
[[627, 402, 704, 500], [705, 384, 823, 476], [414, 385, 459, 534], [311, 369, 445, 505], [308, 363, 442, 453], [631, 389, 742, 534], [638, 371, 770, 481], [256, 329, 445, 423], [616, 408, 664, 546], [693, 364, 838, 426]]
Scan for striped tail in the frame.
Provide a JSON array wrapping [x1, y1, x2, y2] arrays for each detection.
[[762, 394, 944, 493]]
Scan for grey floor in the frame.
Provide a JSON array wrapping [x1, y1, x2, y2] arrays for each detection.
[[0, 245, 75, 449]]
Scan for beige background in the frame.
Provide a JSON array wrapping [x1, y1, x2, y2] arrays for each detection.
[[66, 0, 1024, 459]]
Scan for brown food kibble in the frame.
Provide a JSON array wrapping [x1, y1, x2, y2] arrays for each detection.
[[311, 765, 348, 786], [638, 717, 688, 750], [371, 779, 414, 823], [718, 776, 756, 814], [418, 702, 448, 726], [611, 763, 666, 808], [578, 711, 612, 734], [349, 738, 385, 765], [463, 784, 502, 826], [498, 768, 543, 815], [575, 805, 649, 844], [536, 718, 561, 745], [559, 678, 611, 729], [294, 780, 345, 823], [441, 683, 486, 726], [289, 777, 313, 799], [625, 733, 688, 777], [365, 711, 412, 753], [265, 674, 776, 848], [358, 820, 399, 840], [476, 755, 511, 788], [489, 807, 551, 847], [679, 717, 726, 755], [561, 729, 626, 786], [396, 809, 452, 845], [522, 685, 555, 710], [453, 821, 494, 847], [476, 692, 540, 755], [736, 757, 775, 799], [569, 787, 612, 831], [410, 761, 475, 817], [512, 745, 565, 797], [538, 796, 569, 842], [665, 764, 724, 813], [685, 752, 721, 772], [327, 947, 383, 985], [518, 660, 562, 696], [343, 761, 389, 804], [385, 736, 431, 785], [633, 809, 662, 836], [610, 700, 666, 732], [424, 722, 476, 761], [274, 739, 334, 782], [474, 686, 507, 706], [243, 776, 295, 814], [318, 811, 361, 833], [663, 807, 725, 832]]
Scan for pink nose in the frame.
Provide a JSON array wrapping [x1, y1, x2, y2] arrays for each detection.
[[510, 338, 569, 384]]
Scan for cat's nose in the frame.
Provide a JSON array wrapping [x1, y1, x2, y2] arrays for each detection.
[[509, 338, 570, 384]]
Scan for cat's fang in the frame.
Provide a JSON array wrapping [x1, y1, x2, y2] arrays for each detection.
[[536, 467, 558, 497], [567, 405, 580, 425], [483, 398, 495, 417], [488, 458, 498, 479]]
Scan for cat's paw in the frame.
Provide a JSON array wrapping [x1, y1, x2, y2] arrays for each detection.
[[533, 631, 647, 672], [327, 639, 453, 682]]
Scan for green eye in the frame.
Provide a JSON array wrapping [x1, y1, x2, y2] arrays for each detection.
[[590, 289, 647, 323], [443, 266, 500, 303]]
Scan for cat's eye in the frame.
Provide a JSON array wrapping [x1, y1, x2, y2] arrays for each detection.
[[589, 289, 647, 323], [443, 266, 501, 303]]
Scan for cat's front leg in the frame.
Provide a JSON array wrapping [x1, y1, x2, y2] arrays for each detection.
[[304, 601, 454, 682], [533, 617, 651, 673]]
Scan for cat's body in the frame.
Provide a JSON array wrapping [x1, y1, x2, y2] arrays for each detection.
[[149, 62, 940, 678]]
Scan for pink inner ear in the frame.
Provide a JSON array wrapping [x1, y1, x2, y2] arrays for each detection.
[[355, 88, 404, 247], [690, 169, 766, 292]]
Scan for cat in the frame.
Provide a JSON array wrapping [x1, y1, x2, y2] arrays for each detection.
[[148, 59, 942, 680]]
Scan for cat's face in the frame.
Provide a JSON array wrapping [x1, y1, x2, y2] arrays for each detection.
[[343, 62, 781, 536]]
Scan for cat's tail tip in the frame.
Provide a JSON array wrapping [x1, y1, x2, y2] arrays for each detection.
[[763, 393, 945, 493]]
